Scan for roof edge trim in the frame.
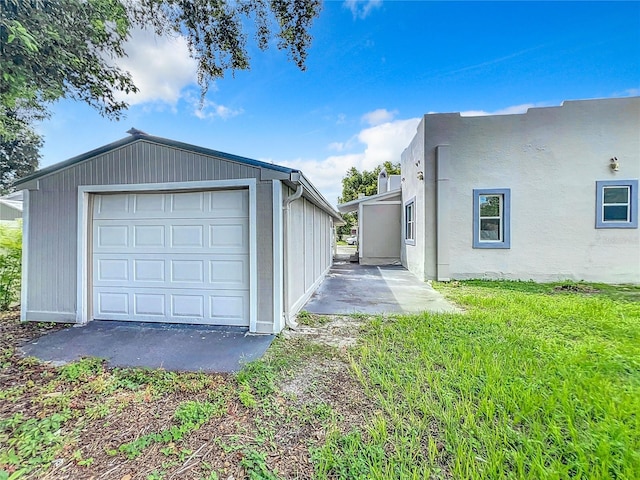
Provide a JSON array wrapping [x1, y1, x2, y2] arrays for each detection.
[[14, 133, 298, 187]]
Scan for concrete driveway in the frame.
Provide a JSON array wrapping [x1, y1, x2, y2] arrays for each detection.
[[304, 256, 460, 315], [21, 321, 273, 373]]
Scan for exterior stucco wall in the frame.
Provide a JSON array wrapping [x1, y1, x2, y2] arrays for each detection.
[[401, 118, 432, 280], [284, 185, 333, 316], [22, 140, 280, 330], [360, 202, 401, 265], [406, 97, 640, 283]]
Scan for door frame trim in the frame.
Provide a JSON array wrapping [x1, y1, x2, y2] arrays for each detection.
[[77, 180, 258, 331]]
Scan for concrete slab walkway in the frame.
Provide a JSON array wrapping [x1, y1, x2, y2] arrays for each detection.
[[21, 321, 273, 373], [304, 261, 460, 315]]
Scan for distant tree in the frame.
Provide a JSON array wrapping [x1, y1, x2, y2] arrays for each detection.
[[0, 114, 41, 193], [0, 0, 321, 182], [338, 161, 401, 204], [337, 161, 401, 239]]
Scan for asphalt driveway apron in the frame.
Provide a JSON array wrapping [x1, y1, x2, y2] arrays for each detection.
[[304, 262, 459, 315], [21, 321, 273, 373]]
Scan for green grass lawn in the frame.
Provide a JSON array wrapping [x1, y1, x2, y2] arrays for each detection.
[[315, 281, 640, 479], [2, 281, 639, 479]]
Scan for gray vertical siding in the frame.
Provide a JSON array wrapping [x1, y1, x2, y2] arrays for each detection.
[[285, 188, 334, 314], [24, 140, 272, 323]]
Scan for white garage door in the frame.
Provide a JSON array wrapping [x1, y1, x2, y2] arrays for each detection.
[[92, 190, 249, 326]]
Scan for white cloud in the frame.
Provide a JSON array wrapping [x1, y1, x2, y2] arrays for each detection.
[[328, 142, 346, 152], [189, 95, 244, 120], [459, 103, 538, 117], [361, 108, 397, 126], [343, 0, 382, 20], [114, 28, 198, 105], [615, 88, 640, 97], [277, 116, 420, 206]]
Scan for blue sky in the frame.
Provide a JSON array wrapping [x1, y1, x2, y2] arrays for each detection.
[[38, 1, 640, 206]]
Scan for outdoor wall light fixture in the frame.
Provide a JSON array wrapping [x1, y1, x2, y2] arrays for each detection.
[[417, 171, 424, 180], [610, 157, 620, 172]]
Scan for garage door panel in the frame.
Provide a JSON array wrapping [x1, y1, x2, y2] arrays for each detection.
[[94, 254, 249, 289], [97, 292, 129, 315], [171, 294, 205, 318], [95, 194, 129, 217], [96, 258, 129, 282], [170, 192, 205, 212], [94, 287, 248, 324], [134, 293, 165, 316], [210, 220, 248, 253], [210, 190, 248, 217], [133, 193, 166, 213], [171, 259, 205, 283], [94, 192, 250, 220], [210, 292, 248, 325], [134, 225, 165, 248], [92, 190, 250, 326], [134, 259, 165, 282], [94, 219, 249, 254], [210, 258, 248, 288], [170, 225, 204, 248], [96, 225, 129, 248]]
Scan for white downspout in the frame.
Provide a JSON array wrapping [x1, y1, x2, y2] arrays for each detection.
[[282, 183, 304, 329]]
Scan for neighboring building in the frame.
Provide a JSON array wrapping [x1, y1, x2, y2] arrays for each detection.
[[15, 131, 341, 333], [0, 190, 23, 222], [400, 97, 639, 283], [338, 169, 402, 265]]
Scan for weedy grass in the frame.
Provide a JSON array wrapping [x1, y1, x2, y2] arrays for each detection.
[[314, 281, 640, 479], [115, 399, 226, 459]]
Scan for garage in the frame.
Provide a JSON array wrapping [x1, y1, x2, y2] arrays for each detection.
[[16, 130, 342, 334], [92, 190, 249, 325]]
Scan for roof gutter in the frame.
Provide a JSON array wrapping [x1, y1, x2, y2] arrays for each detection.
[[285, 172, 343, 224]]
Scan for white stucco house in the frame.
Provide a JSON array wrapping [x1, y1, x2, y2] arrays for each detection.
[[337, 169, 402, 265], [15, 132, 342, 333], [342, 97, 640, 284]]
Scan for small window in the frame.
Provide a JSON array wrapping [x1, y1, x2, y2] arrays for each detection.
[[596, 180, 638, 228], [473, 189, 511, 249], [405, 199, 415, 245]]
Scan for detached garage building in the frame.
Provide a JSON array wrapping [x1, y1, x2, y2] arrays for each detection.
[[15, 131, 341, 334]]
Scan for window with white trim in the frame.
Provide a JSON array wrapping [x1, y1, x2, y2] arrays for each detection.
[[595, 180, 638, 228], [473, 189, 511, 249], [405, 199, 415, 244]]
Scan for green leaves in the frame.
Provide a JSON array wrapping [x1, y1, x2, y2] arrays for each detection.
[[0, 224, 21, 310], [1, 0, 321, 186], [0, 412, 71, 477], [137, 0, 321, 97], [5, 20, 38, 51], [338, 161, 401, 204]]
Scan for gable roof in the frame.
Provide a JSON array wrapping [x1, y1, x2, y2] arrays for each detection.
[[14, 131, 296, 187], [14, 131, 342, 221]]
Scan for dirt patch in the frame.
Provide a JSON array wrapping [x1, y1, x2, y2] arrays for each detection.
[[1, 311, 374, 479], [553, 284, 601, 294], [284, 314, 366, 349]]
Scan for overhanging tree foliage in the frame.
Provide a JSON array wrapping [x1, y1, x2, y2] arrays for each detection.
[[0, 115, 41, 193], [136, 0, 321, 100], [0, 0, 321, 188], [337, 161, 401, 239]]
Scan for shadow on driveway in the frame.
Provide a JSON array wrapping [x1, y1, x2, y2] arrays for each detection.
[[304, 261, 460, 315], [21, 321, 273, 373]]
